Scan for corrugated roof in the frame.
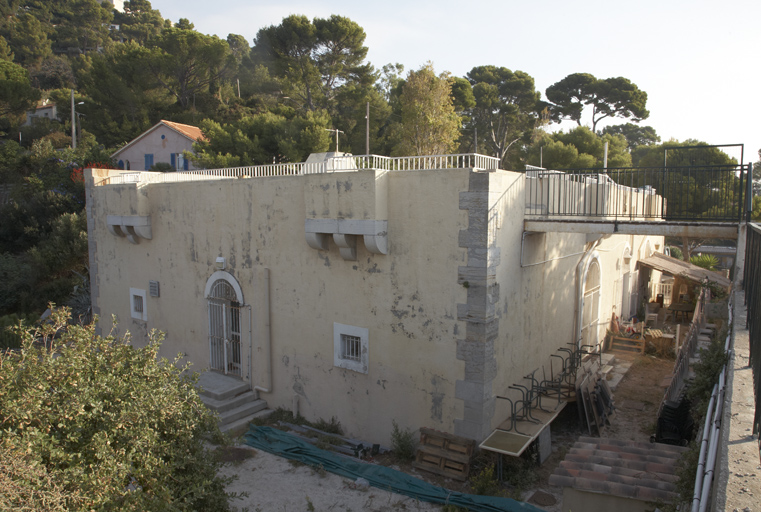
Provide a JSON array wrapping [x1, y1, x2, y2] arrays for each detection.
[[549, 437, 688, 503], [111, 120, 207, 158], [639, 251, 731, 290]]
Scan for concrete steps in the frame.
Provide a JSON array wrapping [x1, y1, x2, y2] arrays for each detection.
[[197, 371, 274, 435]]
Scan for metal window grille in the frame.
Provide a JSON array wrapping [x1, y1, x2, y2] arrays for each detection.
[[133, 294, 143, 313], [341, 334, 362, 362], [208, 280, 243, 377]]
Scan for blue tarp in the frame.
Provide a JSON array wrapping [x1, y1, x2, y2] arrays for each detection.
[[243, 426, 543, 512]]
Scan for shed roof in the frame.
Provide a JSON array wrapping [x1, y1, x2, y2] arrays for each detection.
[[639, 251, 731, 290]]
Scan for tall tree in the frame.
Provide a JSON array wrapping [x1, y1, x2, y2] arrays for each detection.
[[146, 28, 233, 110], [253, 14, 374, 114], [3, 12, 52, 66], [601, 123, 660, 149], [189, 109, 331, 167], [546, 73, 649, 132], [116, 0, 165, 44], [0, 60, 40, 119], [53, 0, 113, 54], [464, 65, 540, 168], [395, 63, 461, 156], [77, 42, 173, 146], [527, 126, 630, 169]]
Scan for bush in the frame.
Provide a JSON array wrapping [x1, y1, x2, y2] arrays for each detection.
[[0, 306, 236, 511], [0, 312, 36, 349], [390, 420, 417, 462]]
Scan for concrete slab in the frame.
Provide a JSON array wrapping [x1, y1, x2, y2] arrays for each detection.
[[197, 371, 249, 401], [607, 360, 633, 391]]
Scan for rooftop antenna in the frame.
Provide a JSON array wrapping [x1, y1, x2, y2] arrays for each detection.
[[324, 128, 344, 152]]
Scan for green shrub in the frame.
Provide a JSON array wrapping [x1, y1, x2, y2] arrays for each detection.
[[313, 416, 343, 435], [390, 420, 417, 462], [470, 464, 501, 496], [690, 254, 719, 271], [0, 306, 238, 511]]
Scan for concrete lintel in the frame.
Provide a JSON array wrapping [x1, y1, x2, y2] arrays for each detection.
[[524, 219, 739, 239], [305, 218, 339, 233]]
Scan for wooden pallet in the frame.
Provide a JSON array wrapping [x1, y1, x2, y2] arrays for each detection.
[[412, 428, 475, 481]]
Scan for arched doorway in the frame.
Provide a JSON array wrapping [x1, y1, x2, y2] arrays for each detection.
[[205, 272, 246, 377]]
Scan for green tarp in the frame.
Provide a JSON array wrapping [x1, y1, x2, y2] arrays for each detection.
[[244, 426, 543, 512]]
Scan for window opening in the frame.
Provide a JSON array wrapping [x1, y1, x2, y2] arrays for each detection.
[[333, 323, 368, 374], [130, 287, 147, 321], [341, 334, 362, 362], [133, 294, 143, 313]]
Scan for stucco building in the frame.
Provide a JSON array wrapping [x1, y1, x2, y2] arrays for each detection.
[[111, 120, 205, 171], [85, 154, 663, 444]]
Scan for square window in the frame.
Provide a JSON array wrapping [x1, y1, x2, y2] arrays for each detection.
[[341, 334, 362, 362], [333, 323, 368, 374], [130, 288, 147, 321]]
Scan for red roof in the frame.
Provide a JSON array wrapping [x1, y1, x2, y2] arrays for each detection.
[[160, 120, 206, 142]]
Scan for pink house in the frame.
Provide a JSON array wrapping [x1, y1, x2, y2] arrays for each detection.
[[111, 120, 206, 171]]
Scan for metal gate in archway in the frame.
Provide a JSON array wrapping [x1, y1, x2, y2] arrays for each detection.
[[207, 279, 250, 378]]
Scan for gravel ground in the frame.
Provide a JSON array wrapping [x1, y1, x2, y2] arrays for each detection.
[[219, 446, 441, 512]]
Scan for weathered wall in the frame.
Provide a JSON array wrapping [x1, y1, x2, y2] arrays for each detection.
[[486, 171, 662, 432], [87, 166, 664, 445], [88, 168, 470, 445]]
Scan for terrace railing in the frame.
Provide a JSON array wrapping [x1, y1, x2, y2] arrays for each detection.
[[743, 222, 761, 452], [99, 153, 501, 186], [525, 165, 749, 223]]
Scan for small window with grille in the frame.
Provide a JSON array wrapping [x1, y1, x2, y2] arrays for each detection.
[[333, 323, 368, 374], [130, 288, 147, 321], [341, 334, 362, 362], [133, 295, 143, 313]]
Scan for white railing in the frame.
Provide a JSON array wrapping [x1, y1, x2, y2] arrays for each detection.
[[98, 153, 501, 186]]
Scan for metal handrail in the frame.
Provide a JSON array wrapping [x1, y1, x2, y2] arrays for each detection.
[[525, 164, 749, 222]]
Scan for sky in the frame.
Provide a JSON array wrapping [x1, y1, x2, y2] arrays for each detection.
[[147, 0, 759, 164]]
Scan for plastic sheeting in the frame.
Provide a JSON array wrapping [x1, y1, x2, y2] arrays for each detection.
[[244, 426, 542, 512]]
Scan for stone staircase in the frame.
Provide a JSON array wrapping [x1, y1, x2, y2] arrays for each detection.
[[197, 371, 272, 435]]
